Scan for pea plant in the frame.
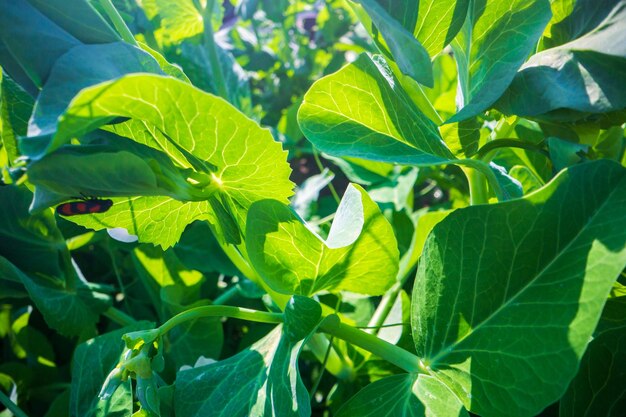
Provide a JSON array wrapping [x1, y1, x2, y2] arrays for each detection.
[[1, 0, 625, 416]]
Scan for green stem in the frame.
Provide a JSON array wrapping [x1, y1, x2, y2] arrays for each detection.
[[157, 305, 283, 336], [307, 333, 355, 380], [461, 165, 489, 205], [98, 0, 138, 46], [477, 138, 548, 161], [104, 307, 137, 327], [0, 389, 29, 417], [212, 285, 240, 305], [309, 335, 335, 398], [366, 254, 416, 335], [320, 318, 423, 374], [312, 150, 341, 204], [366, 281, 402, 335], [202, 0, 229, 101]]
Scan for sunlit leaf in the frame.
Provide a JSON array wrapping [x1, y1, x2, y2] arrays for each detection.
[[412, 161, 626, 416]]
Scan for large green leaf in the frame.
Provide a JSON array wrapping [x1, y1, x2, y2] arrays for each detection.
[[336, 373, 468, 417], [25, 74, 292, 247], [71, 322, 153, 417], [560, 294, 626, 417], [298, 53, 453, 166], [297, 54, 521, 201], [495, 0, 626, 122], [412, 161, 626, 416], [174, 296, 321, 417], [246, 184, 398, 296], [449, 0, 552, 122], [357, 0, 433, 86]]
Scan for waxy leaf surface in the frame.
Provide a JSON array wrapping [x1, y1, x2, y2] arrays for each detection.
[[358, 0, 433, 86], [298, 53, 453, 166], [560, 294, 626, 417], [496, 0, 626, 122], [412, 161, 626, 416], [449, 0, 552, 122], [246, 184, 398, 296], [336, 373, 468, 417], [32, 74, 293, 247]]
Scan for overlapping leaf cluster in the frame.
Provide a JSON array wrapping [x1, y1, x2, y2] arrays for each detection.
[[1, 1, 625, 416]]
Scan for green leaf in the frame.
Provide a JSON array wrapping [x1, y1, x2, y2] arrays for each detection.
[[298, 53, 453, 166], [509, 165, 544, 194], [144, 0, 223, 43], [150, 0, 205, 42], [27, 74, 292, 247], [357, 0, 433, 86], [0, 72, 34, 164], [14, 263, 110, 336], [71, 322, 153, 417], [174, 221, 239, 276], [336, 373, 468, 417], [28, 42, 164, 138], [368, 167, 418, 211], [560, 295, 626, 417], [0, 186, 65, 277], [449, 0, 552, 122], [548, 137, 588, 171], [26, 0, 120, 44], [247, 184, 398, 296], [177, 39, 252, 114], [414, 0, 470, 56], [174, 296, 321, 417], [0, 0, 80, 89], [440, 118, 482, 159], [495, 1, 626, 122], [27, 145, 181, 204], [412, 160, 626, 416], [543, 0, 615, 49], [0, 186, 110, 336], [399, 209, 453, 279]]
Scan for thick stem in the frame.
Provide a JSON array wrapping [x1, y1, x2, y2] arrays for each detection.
[[157, 305, 283, 336], [462, 166, 489, 205], [320, 318, 423, 374], [98, 0, 138, 46], [202, 0, 229, 101]]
